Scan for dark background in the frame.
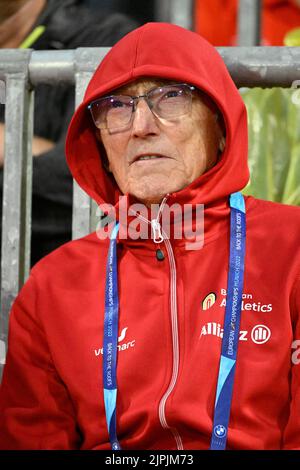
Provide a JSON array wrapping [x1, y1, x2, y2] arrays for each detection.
[[84, 0, 155, 24]]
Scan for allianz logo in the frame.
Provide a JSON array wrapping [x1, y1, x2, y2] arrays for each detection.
[[200, 322, 271, 344], [94, 327, 136, 356]]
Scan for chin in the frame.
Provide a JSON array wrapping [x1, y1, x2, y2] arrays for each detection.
[[130, 189, 166, 206], [129, 177, 187, 206], [133, 194, 166, 206]]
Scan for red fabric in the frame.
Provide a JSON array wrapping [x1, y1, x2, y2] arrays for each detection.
[[194, 0, 238, 46], [194, 0, 300, 45], [0, 22, 300, 450]]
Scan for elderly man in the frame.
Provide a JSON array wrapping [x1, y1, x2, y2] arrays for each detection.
[[0, 22, 299, 450]]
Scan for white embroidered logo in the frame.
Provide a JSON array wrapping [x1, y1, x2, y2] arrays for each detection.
[[200, 322, 271, 344], [94, 326, 136, 356], [251, 325, 271, 344]]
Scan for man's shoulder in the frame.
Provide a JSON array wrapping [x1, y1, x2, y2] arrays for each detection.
[[245, 195, 300, 250], [246, 195, 300, 220]]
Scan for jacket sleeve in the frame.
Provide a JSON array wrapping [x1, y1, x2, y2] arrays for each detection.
[[282, 276, 300, 449], [0, 275, 81, 449]]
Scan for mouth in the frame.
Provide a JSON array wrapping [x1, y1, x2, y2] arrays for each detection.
[[131, 154, 171, 165]]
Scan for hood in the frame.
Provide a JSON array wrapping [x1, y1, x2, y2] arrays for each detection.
[[66, 22, 249, 208]]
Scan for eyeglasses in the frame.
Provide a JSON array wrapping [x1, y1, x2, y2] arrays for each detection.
[[87, 83, 196, 131]]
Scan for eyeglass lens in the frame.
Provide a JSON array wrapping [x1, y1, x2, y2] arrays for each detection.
[[89, 84, 193, 130]]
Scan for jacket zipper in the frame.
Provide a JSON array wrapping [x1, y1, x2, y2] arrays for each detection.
[[157, 233, 183, 450], [135, 199, 184, 450]]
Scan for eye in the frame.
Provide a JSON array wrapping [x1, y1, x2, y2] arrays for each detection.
[[163, 90, 182, 99], [109, 98, 126, 109]]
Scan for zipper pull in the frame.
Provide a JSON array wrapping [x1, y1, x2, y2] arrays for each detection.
[[151, 219, 164, 244]]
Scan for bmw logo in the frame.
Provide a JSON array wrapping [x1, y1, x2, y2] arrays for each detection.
[[214, 424, 227, 438]]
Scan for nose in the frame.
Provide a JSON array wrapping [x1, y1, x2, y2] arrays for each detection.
[[130, 98, 160, 138]]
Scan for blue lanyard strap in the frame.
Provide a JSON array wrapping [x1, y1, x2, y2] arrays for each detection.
[[103, 193, 246, 451], [103, 222, 121, 451], [210, 192, 246, 450]]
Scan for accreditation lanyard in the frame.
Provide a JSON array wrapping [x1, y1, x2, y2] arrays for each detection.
[[103, 222, 121, 451], [103, 192, 246, 451], [210, 191, 246, 450]]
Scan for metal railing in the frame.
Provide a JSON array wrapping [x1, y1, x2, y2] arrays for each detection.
[[1, 45, 300, 372], [238, 0, 262, 46]]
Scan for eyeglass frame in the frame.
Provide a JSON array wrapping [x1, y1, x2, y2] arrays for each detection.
[[87, 82, 196, 131]]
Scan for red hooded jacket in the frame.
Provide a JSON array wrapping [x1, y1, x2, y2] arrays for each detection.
[[0, 23, 300, 450]]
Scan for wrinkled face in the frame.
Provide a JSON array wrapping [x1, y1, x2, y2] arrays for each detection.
[[99, 78, 223, 206]]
